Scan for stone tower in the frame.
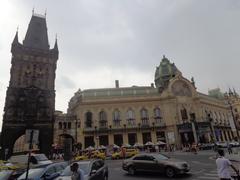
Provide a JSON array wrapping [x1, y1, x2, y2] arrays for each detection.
[[0, 13, 58, 158]]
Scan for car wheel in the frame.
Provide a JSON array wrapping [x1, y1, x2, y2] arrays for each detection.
[[128, 166, 135, 175], [165, 167, 175, 178]]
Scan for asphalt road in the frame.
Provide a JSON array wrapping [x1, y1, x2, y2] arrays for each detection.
[[106, 151, 239, 180]]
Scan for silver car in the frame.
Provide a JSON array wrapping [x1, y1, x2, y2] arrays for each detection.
[[55, 159, 108, 180]]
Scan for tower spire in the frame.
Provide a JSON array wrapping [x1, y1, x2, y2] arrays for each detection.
[[54, 34, 58, 51], [23, 12, 49, 50], [12, 27, 19, 44]]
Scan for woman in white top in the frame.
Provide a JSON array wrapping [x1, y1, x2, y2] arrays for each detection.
[[216, 149, 239, 180]]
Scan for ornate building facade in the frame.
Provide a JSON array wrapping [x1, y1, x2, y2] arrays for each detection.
[[1, 13, 58, 158], [58, 56, 239, 149]]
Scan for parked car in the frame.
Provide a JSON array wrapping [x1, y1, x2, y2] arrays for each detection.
[[198, 143, 214, 150], [122, 153, 190, 178], [55, 159, 108, 180], [215, 142, 227, 148], [17, 161, 68, 180], [230, 141, 240, 147], [9, 153, 52, 167]]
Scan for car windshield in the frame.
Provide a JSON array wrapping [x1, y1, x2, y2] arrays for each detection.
[[61, 163, 90, 176], [34, 154, 48, 161], [155, 154, 169, 160], [0, 170, 12, 180], [18, 168, 44, 179]]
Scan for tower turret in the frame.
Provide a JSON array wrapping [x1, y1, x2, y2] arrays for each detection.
[[154, 55, 180, 90]]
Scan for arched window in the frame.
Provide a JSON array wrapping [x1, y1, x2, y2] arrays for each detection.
[[99, 111, 107, 128], [58, 122, 62, 129], [154, 108, 161, 118], [181, 108, 188, 122], [113, 109, 121, 127], [68, 122, 71, 129], [141, 108, 149, 125], [63, 122, 67, 129], [85, 112, 93, 128], [126, 109, 135, 126], [154, 108, 162, 124], [99, 111, 107, 121]]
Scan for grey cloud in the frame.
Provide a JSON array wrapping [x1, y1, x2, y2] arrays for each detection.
[[56, 75, 76, 91], [1, 0, 240, 128]]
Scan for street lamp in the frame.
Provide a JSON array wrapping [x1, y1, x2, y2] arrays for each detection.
[[75, 117, 79, 143]]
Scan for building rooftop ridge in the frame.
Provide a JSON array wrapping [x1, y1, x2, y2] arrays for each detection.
[[32, 13, 46, 19], [82, 86, 154, 92]]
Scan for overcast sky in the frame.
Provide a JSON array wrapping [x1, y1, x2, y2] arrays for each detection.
[[1, 0, 240, 128]]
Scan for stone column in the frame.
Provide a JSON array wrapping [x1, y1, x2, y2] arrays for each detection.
[[151, 130, 157, 143], [123, 132, 128, 145], [191, 122, 198, 143], [109, 134, 114, 145], [137, 132, 143, 144]]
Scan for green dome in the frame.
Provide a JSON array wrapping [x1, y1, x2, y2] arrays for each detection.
[[154, 56, 179, 88]]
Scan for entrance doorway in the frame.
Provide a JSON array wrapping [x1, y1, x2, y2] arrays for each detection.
[[99, 135, 109, 146], [114, 134, 123, 146], [180, 132, 194, 145], [84, 136, 95, 148], [142, 132, 152, 144], [13, 135, 39, 153], [128, 133, 137, 145]]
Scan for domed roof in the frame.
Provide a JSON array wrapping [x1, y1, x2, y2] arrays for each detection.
[[154, 56, 180, 89]]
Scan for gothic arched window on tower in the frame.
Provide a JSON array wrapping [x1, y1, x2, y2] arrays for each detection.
[[154, 107, 162, 124], [141, 108, 149, 125], [85, 112, 93, 128], [63, 122, 67, 129], [68, 122, 71, 129], [126, 109, 135, 126], [99, 111, 107, 128], [113, 109, 121, 127], [58, 122, 62, 129], [181, 108, 188, 122]]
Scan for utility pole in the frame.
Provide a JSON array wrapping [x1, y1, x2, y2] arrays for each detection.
[[25, 130, 33, 180]]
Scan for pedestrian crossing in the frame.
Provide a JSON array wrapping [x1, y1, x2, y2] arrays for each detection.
[[196, 170, 218, 180]]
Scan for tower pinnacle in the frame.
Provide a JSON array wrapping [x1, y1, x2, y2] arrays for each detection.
[[12, 29, 19, 44]]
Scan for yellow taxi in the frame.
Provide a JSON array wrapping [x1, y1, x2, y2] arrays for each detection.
[[75, 154, 89, 161], [91, 151, 106, 160], [112, 148, 138, 159], [0, 160, 19, 170]]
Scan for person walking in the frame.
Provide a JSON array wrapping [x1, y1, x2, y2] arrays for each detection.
[[71, 162, 84, 180], [227, 143, 233, 155], [216, 149, 239, 180]]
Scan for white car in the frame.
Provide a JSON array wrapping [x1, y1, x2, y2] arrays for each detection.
[[9, 153, 52, 167], [229, 141, 240, 147]]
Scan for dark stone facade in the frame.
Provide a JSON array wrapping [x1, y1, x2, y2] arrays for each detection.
[[0, 14, 58, 159]]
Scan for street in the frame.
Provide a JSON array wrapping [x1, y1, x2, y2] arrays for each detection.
[[106, 151, 239, 180]]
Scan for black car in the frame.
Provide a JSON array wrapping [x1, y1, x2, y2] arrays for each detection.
[[56, 159, 108, 180], [122, 153, 190, 178]]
